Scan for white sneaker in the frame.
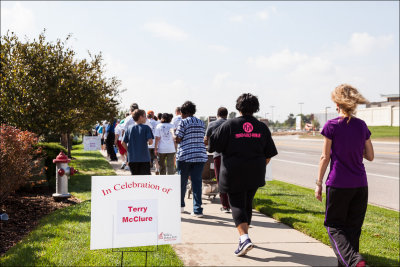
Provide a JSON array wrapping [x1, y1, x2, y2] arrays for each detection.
[[191, 212, 204, 218], [181, 207, 185, 213]]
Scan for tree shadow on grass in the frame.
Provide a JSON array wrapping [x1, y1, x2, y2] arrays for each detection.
[[2, 243, 54, 266], [36, 201, 92, 228]]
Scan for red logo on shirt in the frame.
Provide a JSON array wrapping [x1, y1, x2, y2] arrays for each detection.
[[243, 122, 253, 133]]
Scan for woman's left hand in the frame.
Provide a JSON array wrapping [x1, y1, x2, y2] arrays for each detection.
[[315, 185, 322, 202]]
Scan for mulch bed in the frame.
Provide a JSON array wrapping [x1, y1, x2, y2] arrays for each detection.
[[0, 186, 81, 255]]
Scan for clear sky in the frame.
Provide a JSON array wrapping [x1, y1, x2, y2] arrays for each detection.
[[1, 1, 399, 122]]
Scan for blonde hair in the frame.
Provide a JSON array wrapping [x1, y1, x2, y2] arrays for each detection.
[[331, 84, 368, 122]]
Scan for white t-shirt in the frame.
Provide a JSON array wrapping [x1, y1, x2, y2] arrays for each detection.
[[172, 115, 182, 129], [154, 123, 176, 154], [103, 123, 109, 139], [115, 123, 124, 141], [123, 116, 134, 132]]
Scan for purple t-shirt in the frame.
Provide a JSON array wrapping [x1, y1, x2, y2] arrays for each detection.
[[321, 116, 371, 188]]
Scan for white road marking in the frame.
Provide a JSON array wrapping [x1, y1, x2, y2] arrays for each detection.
[[367, 173, 399, 180], [280, 150, 307, 155], [274, 159, 318, 168], [273, 159, 399, 180]]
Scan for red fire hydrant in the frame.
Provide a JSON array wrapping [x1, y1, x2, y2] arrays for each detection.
[[52, 151, 78, 200]]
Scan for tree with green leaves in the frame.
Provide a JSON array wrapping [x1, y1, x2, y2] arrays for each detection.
[[1, 30, 121, 156]]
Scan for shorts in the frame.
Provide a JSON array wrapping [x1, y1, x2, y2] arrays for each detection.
[[117, 140, 127, 155]]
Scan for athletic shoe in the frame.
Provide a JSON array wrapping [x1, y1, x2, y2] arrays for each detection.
[[190, 212, 204, 218], [234, 238, 254, 256], [124, 165, 130, 171], [220, 207, 231, 213], [120, 163, 126, 169], [181, 207, 185, 213]]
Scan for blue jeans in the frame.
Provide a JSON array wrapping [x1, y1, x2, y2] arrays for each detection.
[[177, 161, 205, 214]]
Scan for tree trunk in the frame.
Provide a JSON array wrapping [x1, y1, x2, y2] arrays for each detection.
[[61, 133, 68, 149], [67, 132, 72, 158]]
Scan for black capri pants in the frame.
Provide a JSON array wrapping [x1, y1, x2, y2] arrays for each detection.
[[228, 188, 258, 227], [325, 186, 368, 267]]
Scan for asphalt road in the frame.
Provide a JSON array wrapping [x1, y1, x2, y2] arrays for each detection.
[[270, 135, 399, 211]]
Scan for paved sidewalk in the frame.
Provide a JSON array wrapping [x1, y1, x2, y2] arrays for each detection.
[[101, 151, 337, 266]]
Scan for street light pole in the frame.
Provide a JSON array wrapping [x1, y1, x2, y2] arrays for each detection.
[[298, 102, 304, 115], [270, 106, 275, 122], [325, 106, 331, 124]]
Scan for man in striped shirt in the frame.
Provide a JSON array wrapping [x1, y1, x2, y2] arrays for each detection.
[[175, 101, 208, 217]]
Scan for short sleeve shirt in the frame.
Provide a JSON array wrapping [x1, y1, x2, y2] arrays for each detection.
[[154, 123, 176, 154], [209, 115, 278, 193], [175, 117, 208, 162], [206, 118, 227, 158], [321, 116, 371, 188], [123, 124, 154, 162]]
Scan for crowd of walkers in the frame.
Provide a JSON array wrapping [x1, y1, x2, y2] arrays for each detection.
[[94, 84, 374, 266]]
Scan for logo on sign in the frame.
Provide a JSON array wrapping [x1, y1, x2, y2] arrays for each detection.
[[158, 232, 177, 242], [243, 122, 253, 133]]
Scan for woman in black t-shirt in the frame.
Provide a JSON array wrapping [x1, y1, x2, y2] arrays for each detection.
[[209, 93, 278, 257]]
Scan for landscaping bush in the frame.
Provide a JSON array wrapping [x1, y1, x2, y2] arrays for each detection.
[[36, 142, 67, 189], [0, 125, 43, 204]]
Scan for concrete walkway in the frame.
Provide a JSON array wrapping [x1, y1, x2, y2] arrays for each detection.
[[101, 150, 337, 266]]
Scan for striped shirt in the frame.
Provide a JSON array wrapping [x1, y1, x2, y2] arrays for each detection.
[[176, 117, 208, 162]]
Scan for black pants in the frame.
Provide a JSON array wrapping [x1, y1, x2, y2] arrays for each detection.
[[325, 186, 368, 267], [129, 162, 151, 175], [228, 188, 258, 227], [106, 132, 117, 160]]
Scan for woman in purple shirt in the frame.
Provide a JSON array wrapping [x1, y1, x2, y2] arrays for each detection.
[[315, 84, 374, 267]]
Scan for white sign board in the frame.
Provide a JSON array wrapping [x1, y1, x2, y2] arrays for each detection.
[[265, 162, 273, 181], [90, 175, 181, 250], [83, 136, 101, 151]]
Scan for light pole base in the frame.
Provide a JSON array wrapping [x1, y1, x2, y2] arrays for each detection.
[[52, 193, 71, 201]]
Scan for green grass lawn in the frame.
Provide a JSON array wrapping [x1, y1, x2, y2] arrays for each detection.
[[300, 126, 399, 141], [0, 144, 183, 266], [368, 126, 399, 139], [254, 180, 400, 267]]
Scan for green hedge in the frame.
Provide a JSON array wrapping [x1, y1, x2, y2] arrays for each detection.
[[36, 142, 67, 189]]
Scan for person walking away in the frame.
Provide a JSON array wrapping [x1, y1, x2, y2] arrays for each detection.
[[115, 119, 128, 169], [106, 119, 118, 161], [154, 113, 176, 175], [147, 110, 160, 173], [175, 101, 208, 217], [315, 84, 374, 267], [122, 103, 139, 137], [98, 122, 105, 151], [122, 109, 154, 175], [204, 107, 230, 213], [172, 107, 182, 132], [209, 93, 278, 256]]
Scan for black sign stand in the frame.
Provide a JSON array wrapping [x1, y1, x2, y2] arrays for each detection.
[[112, 246, 158, 267], [111, 215, 160, 267]]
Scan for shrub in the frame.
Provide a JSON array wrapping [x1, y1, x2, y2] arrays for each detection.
[[0, 124, 43, 204], [36, 142, 67, 189]]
